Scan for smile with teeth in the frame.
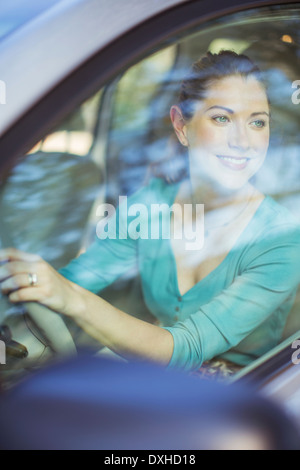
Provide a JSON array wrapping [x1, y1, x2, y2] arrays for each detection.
[[218, 156, 249, 165]]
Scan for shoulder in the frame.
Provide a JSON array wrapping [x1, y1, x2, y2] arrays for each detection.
[[240, 195, 300, 276], [250, 194, 300, 242], [260, 195, 299, 227]]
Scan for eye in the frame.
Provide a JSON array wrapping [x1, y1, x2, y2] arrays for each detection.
[[212, 115, 230, 124], [251, 119, 266, 129]]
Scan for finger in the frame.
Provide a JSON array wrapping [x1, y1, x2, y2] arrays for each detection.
[[0, 248, 40, 263], [0, 261, 40, 281], [1, 273, 39, 294], [9, 287, 43, 304]]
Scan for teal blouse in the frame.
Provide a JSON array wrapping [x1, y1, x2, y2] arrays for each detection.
[[59, 177, 300, 371]]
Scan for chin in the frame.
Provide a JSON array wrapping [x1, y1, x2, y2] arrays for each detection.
[[214, 174, 252, 193], [220, 178, 250, 191]]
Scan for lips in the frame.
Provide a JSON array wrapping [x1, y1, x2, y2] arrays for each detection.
[[216, 155, 250, 171]]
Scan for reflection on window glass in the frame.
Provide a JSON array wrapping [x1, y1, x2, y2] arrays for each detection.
[[114, 46, 177, 131], [1, 5, 300, 383], [28, 91, 103, 157]]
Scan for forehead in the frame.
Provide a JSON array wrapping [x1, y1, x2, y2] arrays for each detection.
[[199, 75, 269, 113]]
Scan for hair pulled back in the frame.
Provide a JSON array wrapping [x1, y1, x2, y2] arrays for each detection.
[[179, 50, 266, 121]]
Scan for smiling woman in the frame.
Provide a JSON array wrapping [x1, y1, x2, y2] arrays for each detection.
[[0, 49, 299, 375]]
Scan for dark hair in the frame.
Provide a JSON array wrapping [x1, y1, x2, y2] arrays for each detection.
[[179, 50, 268, 121]]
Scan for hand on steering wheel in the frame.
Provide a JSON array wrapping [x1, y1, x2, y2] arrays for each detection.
[[0, 248, 77, 355], [0, 248, 80, 315]]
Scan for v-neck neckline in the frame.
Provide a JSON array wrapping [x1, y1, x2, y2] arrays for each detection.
[[164, 179, 269, 299]]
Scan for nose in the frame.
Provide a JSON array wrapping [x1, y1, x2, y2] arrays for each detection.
[[228, 121, 251, 153]]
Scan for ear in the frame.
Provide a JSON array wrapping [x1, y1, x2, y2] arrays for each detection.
[[170, 105, 189, 147]]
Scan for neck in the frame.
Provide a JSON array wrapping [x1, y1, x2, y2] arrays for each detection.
[[181, 174, 253, 210], [175, 175, 256, 233]]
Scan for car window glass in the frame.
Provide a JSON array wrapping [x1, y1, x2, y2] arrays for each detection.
[[1, 4, 300, 380]]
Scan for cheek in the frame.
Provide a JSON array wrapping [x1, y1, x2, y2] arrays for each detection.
[[252, 130, 270, 154], [190, 123, 225, 150]]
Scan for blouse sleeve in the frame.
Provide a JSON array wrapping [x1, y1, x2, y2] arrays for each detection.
[[164, 222, 300, 371]]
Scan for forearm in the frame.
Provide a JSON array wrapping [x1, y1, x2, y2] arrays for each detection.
[[70, 282, 174, 365], [0, 247, 174, 365]]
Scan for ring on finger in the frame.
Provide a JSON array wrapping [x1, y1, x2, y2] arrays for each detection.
[[28, 272, 38, 287]]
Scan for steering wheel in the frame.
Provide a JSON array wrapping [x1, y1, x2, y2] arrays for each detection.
[[0, 298, 77, 371], [24, 302, 77, 356], [0, 260, 77, 363], [0, 152, 101, 365], [0, 200, 76, 360]]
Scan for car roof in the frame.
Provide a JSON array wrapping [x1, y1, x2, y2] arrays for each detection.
[[0, 0, 189, 137], [0, 0, 63, 41]]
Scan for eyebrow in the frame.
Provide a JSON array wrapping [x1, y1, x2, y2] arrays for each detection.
[[205, 105, 270, 117], [206, 105, 234, 114], [250, 111, 270, 118]]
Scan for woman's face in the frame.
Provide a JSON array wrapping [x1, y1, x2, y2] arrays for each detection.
[[184, 74, 270, 191]]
